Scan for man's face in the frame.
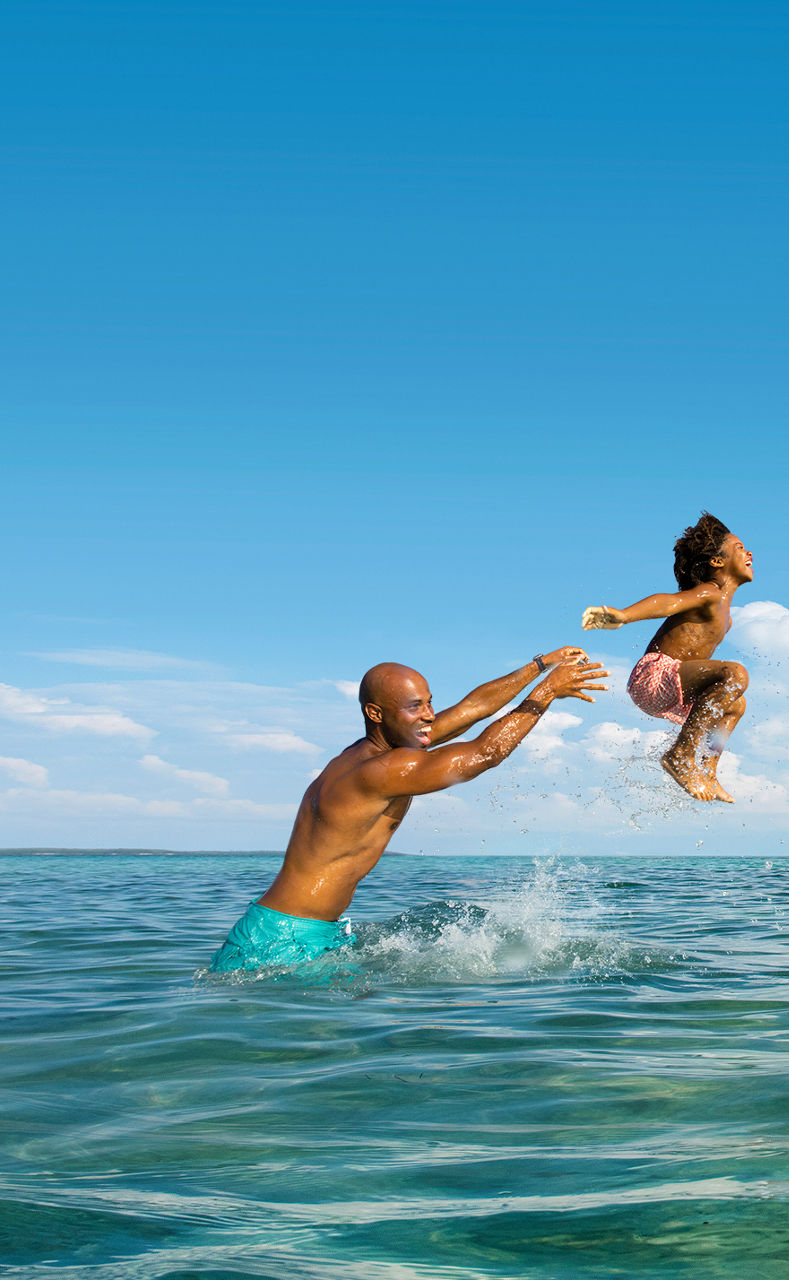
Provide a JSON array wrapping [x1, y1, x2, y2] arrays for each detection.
[[720, 533, 753, 584], [379, 675, 435, 749]]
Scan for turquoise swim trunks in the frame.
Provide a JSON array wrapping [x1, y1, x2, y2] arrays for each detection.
[[209, 900, 356, 973]]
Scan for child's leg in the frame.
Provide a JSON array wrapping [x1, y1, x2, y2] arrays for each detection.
[[707, 694, 747, 755], [662, 660, 749, 801], [706, 695, 747, 802]]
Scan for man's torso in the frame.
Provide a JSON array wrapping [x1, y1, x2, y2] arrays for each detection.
[[259, 738, 411, 920]]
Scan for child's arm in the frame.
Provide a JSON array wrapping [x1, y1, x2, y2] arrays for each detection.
[[582, 583, 720, 630]]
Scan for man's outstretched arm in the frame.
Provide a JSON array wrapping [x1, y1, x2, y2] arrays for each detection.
[[430, 646, 587, 746], [364, 659, 608, 798]]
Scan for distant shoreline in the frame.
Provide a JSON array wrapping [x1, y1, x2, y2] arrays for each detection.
[[0, 847, 287, 856], [0, 847, 415, 857]]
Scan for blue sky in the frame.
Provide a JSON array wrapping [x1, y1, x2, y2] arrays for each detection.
[[2, 0, 788, 852]]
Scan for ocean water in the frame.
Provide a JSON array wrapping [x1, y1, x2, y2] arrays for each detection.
[[3, 851, 789, 1280]]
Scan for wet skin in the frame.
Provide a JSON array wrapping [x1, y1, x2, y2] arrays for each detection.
[[259, 652, 608, 921]]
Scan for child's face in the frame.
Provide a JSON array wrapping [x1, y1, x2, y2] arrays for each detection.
[[719, 533, 753, 584]]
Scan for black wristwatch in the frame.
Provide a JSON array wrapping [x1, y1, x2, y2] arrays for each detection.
[[534, 654, 547, 673]]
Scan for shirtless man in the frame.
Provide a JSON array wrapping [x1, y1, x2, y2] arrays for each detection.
[[582, 512, 752, 803], [209, 648, 608, 972]]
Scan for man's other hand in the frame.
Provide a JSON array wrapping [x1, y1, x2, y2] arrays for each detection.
[[537, 657, 609, 704]]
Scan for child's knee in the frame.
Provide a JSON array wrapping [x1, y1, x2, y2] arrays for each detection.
[[723, 662, 748, 694]]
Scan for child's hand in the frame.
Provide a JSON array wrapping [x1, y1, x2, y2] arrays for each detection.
[[582, 605, 626, 630]]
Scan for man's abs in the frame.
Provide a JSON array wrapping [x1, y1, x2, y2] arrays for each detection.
[[259, 833, 392, 920]]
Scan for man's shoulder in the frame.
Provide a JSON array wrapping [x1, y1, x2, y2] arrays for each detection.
[[349, 743, 425, 790], [320, 738, 373, 782]]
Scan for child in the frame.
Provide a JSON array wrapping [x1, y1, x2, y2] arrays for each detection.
[[582, 512, 752, 803]]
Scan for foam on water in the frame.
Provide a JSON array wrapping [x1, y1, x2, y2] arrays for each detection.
[[357, 857, 584, 981], [359, 857, 691, 986]]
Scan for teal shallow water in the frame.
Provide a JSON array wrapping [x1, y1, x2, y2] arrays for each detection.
[[3, 852, 789, 1279]]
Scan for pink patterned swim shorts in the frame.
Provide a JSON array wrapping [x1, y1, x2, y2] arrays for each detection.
[[627, 651, 692, 725]]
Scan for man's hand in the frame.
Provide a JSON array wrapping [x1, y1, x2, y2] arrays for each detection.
[[533, 657, 609, 705], [544, 645, 588, 666], [582, 605, 626, 630]]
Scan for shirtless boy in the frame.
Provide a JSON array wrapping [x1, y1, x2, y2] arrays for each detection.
[[210, 648, 608, 972], [582, 512, 752, 803]]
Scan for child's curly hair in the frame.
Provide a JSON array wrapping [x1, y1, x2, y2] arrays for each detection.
[[674, 512, 731, 590]]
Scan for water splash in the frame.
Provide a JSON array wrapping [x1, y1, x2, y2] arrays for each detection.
[[595, 734, 700, 829]]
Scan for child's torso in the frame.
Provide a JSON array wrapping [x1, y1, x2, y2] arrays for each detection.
[[648, 596, 732, 661]]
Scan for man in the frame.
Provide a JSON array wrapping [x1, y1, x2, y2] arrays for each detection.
[[210, 647, 607, 972]]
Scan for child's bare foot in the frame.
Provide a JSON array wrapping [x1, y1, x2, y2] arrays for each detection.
[[661, 750, 714, 801], [701, 751, 735, 803]]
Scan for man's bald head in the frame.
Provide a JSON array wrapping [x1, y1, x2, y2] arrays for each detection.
[[358, 662, 435, 749], [359, 663, 426, 717]]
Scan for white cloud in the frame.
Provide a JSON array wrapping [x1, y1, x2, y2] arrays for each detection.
[[0, 787, 184, 817], [730, 601, 789, 660], [219, 729, 322, 755], [519, 710, 584, 763], [717, 752, 789, 810], [139, 754, 229, 797], [52, 679, 359, 745], [334, 680, 360, 699], [190, 797, 297, 820], [539, 710, 584, 733], [31, 648, 211, 672], [0, 787, 296, 822], [0, 756, 48, 788], [745, 714, 789, 760], [0, 683, 154, 740], [511, 788, 582, 819], [583, 720, 670, 763]]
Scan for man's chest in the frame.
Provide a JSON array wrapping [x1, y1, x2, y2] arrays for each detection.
[[380, 795, 413, 832]]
